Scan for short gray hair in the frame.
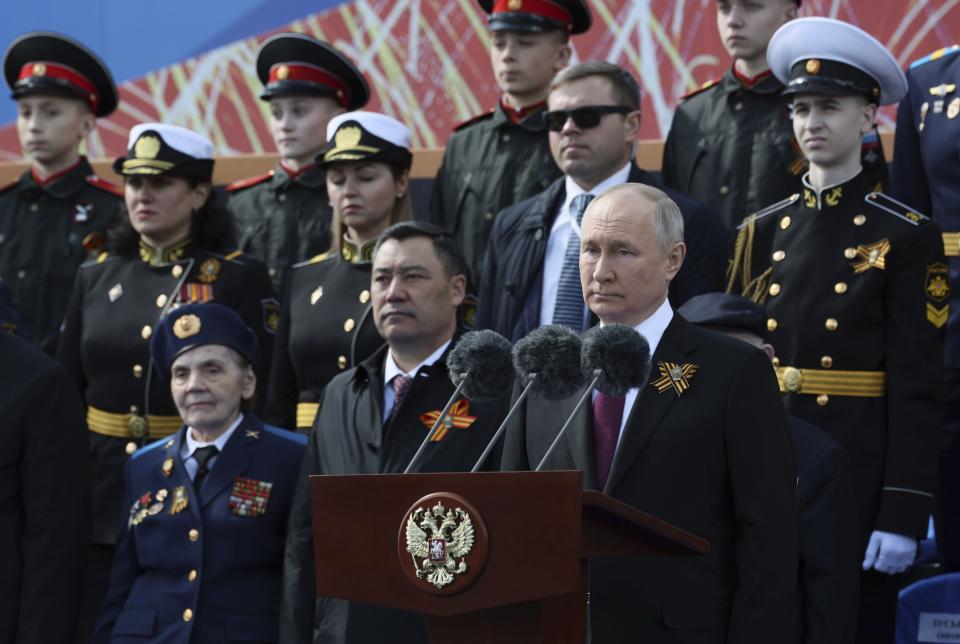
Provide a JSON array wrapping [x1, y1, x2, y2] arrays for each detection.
[[589, 183, 684, 252]]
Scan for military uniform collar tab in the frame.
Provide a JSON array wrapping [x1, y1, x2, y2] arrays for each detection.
[[278, 161, 325, 187], [28, 156, 91, 197], [801, 169, 865, 210], [340, 234, 377, 264], [494, 100, 548, 131], [139, 236, 193, 266]]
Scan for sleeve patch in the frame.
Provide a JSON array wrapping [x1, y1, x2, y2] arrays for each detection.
[[925, 263, 950, 328]]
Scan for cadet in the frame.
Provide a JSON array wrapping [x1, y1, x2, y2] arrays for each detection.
[[93, 303, 306, 644], [0, 31, 123, 355], [228, 33, 369, 292], [890, 43, 960, 571], [430, 0, 590, 284], [726, 18, 945, 644], [663, 1, 889, 235], [58, 123, 277, 643], [265, 111, 413, 431]]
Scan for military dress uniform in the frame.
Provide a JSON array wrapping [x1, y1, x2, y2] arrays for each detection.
[[1, 32, 121, 354], [265, 237, 383, 431], [228, 33, 369, 293], [891, 44, 960, 569]]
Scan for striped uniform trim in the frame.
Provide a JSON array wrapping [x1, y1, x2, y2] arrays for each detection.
[[775, 367, 886, 397], [296, 402, 319, 429], [883, 486, 935, 499], [944, 232, 960, 257], [87, 405, 182, 438]]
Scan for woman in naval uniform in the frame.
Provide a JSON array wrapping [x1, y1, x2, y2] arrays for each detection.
[[57, 123, 277, 643], [264, 111, 412, 431]]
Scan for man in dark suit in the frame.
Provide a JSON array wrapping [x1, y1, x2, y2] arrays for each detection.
[[678, 292, 861, 644], [92, 303, 307, 643], [477, 60, 728, 341], [501, 184, 799, 643], [0, 329, 88, 644]]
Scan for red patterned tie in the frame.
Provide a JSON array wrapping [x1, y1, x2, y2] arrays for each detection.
[[387, 374, 413, 425], [593, 392, 625, 489]]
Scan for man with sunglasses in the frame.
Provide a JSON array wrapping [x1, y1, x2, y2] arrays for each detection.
[[477, 61, 726, 341], [429, 0, 589, 286]]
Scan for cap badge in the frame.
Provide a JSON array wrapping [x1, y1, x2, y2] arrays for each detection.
[[508, 0, 523, 9], [805, 59, 821, 75], [32, 63, 46, 77], [173, 313, 201, 339], [651, 361, 699, 397], [334, 125, 363, 150], [276, 65, 290, 80], [134, 134, 161, 160]]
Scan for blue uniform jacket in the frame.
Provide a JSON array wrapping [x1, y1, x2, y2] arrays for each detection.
[[93, 414, 306, 643]]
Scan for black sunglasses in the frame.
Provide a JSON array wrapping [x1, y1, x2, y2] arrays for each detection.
[[543, 105, 633, 132]]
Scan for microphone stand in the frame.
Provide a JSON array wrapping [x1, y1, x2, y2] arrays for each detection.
[[403, 375, 468, 474], [469, 373, 537, 473], [534, 369, 601, 472]]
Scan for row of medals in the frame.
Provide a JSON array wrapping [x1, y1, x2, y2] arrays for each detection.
[[128, 485, 189, 528]]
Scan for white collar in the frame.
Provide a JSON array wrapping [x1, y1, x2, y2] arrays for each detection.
[[185, 413, 244, 456], [383, 338, 453, 386], [600, 297, 674, 357], [559, 162, 633, 234]]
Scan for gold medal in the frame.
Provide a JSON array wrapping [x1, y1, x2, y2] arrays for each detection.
[[948, 97, 960, 119], [170, 486, 189, 515], [162, 457, 174, 477]]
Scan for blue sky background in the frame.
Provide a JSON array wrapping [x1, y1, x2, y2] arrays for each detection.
[[0, 0, 343, 122]]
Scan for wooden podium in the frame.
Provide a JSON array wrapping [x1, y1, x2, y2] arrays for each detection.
[[309, 471, 709, 644]]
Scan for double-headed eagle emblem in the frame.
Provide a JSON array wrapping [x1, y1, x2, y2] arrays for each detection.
[[404, 501, 475, 590]]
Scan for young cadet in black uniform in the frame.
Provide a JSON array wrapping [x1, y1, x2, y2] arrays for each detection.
[[228, 33, 369, 292], [890, 44, 960, 571], [725, 18, 946, 644], [280, 222, 509, 644], [430, 0, 589, 284], [57, 123, 277, 644], [662, 1, 889, 236], [0, 31, 123, 355], [265, 112, 412, 431]]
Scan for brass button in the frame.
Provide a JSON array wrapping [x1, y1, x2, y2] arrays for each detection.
[[359, 290, 370, 304], [853, 214, 866, 226], [834, 282, 848, 294], [156, 294, 168, 308], [772, 250, 786, 262], [130, 405, 140, 414], [132, 364, 144, 378], [125, 441, 138, 455], [187, 570, 197, 582], [781, 367, 802, 392], [171, 265, 184, 278], [779, 216, 791, 230], [483, 211, 494, 221], [183, 608, 193, 622], [337, 355, 347, 369], [188, 529, 199, 542], [825, 318, 838, 331], [767, 318, 778, 332], [844, 247, 857, 259], [768, 283, 781, 297], [816, 394, 830, 406], [141, 325, 152, 340], [772, 357, 781, 367], [821, 355, 834, 368], [343, 318, 355, 332], [720, 185, 730, 195]]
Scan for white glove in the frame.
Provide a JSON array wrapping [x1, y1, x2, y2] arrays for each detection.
[[862, 530, 917, 575]]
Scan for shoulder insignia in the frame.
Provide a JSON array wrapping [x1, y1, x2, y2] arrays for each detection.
[[453, 109, 495, 132], [864, 192, 929, 226], [97, 251, 109, 263], [736, 193, 800, 230], [263, 424, 309, 445], [226, 171, 275, 192], [910, 45, 960, 69], [85, 175, 123, 197], [224, 249, 243, 261], [297, 250, 336, 266], [680, 77, 721, 101]]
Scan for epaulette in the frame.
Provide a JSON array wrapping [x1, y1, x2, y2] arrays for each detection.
[[910, 45, 960, 69], [129, 436, 170, 460], [97, 251, 109, 263], [295, 250, 336, 267], [453, 109, 495, 132], [223, 249, 244, 261], [680, 77, 721, 101], [226, 171, 275, 192], [736, 193, 800, 230], [85, 175, 123, 197], [263, 424, 308, 445], [865, 192, 929, 226]]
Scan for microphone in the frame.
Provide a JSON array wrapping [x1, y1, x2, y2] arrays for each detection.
[[470, 324, 584, 472], [534, 324, 651, 472], [404, 330, 515, 474]]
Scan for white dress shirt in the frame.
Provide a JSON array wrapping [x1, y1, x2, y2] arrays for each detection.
[[180, 413, 244, 481], [539, 162, 633, 326], [382, 339, 452, 423]]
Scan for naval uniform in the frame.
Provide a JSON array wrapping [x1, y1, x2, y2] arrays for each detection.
[[264, 236, 383, 431], [0, 157, 123, 354], [228, 163, 333, 293], [92, 415, 306, 644]]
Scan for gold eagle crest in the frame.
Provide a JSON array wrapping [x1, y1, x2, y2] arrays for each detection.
[[405, 501, 475, 590]]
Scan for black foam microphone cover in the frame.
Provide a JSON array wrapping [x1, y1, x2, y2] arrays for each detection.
[[446, 330, 515, 401], [513, 324, 585, 400], [581, 324, 651, 396]]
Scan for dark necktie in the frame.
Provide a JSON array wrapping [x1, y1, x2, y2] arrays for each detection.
[[192, 445, 219, 493], [552, 193, 595, 330], [387, 374, 413, 426], [593, 391, 625, 489]]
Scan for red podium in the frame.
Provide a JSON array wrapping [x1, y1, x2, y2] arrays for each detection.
[[309, 471, 709, 644]]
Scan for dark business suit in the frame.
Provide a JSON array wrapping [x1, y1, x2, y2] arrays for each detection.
[[501, 315, 799, 643]]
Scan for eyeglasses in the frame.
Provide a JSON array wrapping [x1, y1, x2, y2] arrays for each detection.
[[543, 105, 633, 132]]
